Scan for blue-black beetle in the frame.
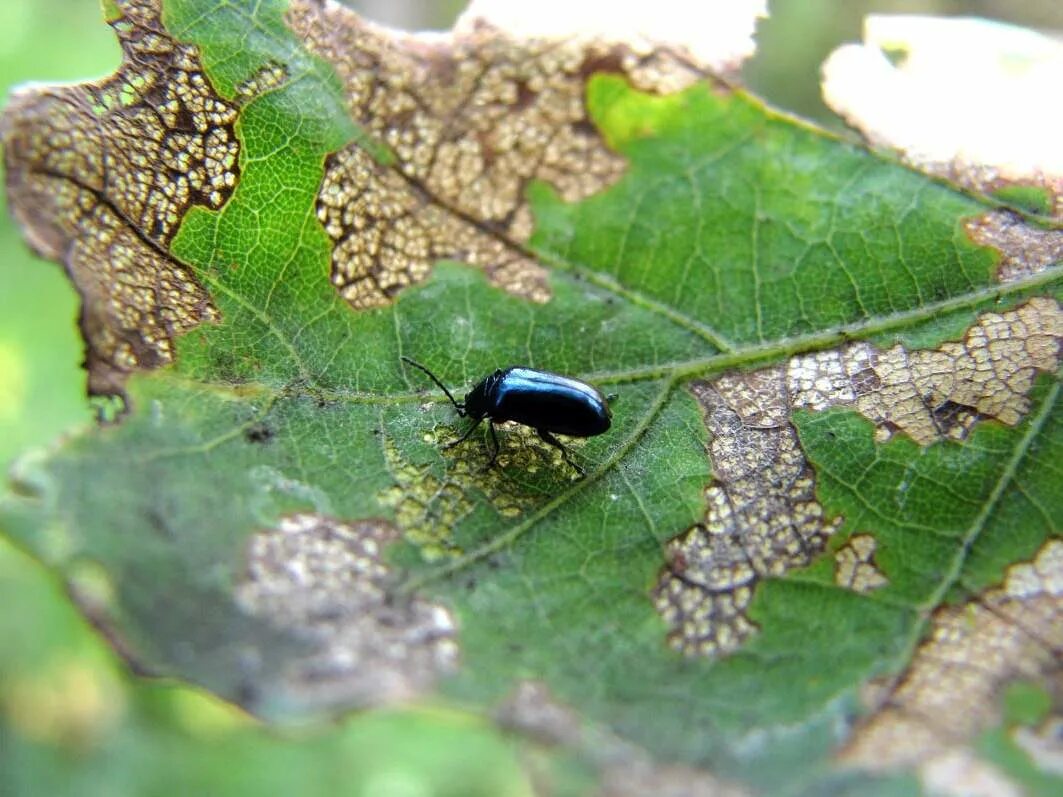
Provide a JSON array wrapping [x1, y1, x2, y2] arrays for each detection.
[[401, 356, 611, 474]]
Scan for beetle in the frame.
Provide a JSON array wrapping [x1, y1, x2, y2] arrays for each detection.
[[401, 356, 611, 475]]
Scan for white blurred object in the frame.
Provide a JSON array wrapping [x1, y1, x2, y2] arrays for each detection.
[[460, 0, 768, 72], [823, 15, 1063, 180]]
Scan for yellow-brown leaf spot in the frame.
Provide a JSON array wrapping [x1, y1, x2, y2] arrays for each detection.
[[789, 298, 1063, 446], [235, 513, 459, 709], [288, 0, 708, 309], [378, 423, 578, 559], [234, 60, 290, 102], [834, 534, 888, 594], [0, 0, 238, 394], [652, 369, 842, 657], [378, 434, 474, 559], [841, 539, 1063, 773], [966, 209, 1063, 283]]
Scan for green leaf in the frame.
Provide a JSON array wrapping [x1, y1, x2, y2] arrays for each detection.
[[2, 1, 1061, 793]]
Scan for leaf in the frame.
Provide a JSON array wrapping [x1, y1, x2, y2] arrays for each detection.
[[2, 1, 1061, 793]]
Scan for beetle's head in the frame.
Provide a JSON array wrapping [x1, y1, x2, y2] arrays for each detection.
[[463, 369, 503, 419]]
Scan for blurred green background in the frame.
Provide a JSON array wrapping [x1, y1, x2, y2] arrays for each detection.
[[1, 1, 1059, 794]]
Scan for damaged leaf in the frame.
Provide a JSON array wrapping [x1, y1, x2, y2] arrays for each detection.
[[2, 1, 1061, 794]]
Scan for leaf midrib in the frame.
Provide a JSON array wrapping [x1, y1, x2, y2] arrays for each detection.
[[142, 261, 1061, 469], [190, 261, 1063, 398]]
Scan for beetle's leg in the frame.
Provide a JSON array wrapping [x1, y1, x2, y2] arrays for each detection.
[[484, 422, 502, 468], [442, 417, 483, 450], [536, 429, 585, 476]]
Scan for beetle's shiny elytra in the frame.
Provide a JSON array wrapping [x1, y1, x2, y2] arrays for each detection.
[[401, 356, 611, 475]]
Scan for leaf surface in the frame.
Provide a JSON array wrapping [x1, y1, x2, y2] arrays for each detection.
[[2, 1, 1061, 792]]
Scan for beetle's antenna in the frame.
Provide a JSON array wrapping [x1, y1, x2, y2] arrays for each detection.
[[401, 356, 466, 415]]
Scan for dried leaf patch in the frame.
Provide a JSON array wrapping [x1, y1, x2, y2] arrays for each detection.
[[289, 0, 711, 309], [841, 539, 1063, 773], [653, 368, 841, 656], [379, 424, 582, 559], [0, 0, 237, 393], [834, 534, 888, 594], [236, 513, 459, 709], [966, 209, 1063, 284], [789, 298, 1062, 445], [656, 300, 1060, 657]]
